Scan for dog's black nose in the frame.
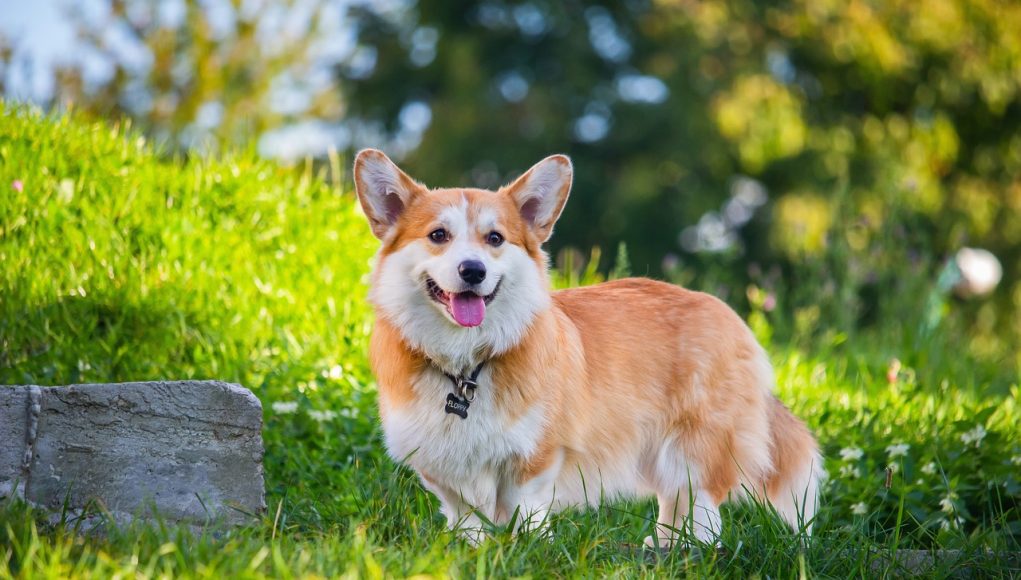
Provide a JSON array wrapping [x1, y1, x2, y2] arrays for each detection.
[[458, 260, 486, 285]]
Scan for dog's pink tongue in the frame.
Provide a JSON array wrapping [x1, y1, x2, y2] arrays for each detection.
[[450, 293, 486, 327]]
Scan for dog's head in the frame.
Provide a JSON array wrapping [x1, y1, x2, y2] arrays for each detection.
[[353, 149, 572, 363]]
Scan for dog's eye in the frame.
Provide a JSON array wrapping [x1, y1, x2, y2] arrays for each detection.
[[486, 232, 504, 247], [428, 228, 449, 243]]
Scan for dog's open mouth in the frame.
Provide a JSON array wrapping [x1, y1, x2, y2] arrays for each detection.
[[426, 277, 500, 328]]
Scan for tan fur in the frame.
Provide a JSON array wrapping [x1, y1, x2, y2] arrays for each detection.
[[378, 187, 542, 261], [355, 149, 821, 545]]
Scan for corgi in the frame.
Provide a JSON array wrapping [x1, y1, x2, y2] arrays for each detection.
[[353, 149, 822, 547]]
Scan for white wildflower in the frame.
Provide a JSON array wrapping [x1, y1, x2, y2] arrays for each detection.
[[840, 447, 864, 462], [271, 401, 298, 414], [921, 462, 938, 475], [851, 502, 868, 515], [939, 518, 953, 531], [839, 464, 861, 479], [324, 365, 344, 380], [960, 424, 987, 447], [1011, 455, 1021, 467], [308, 409, 338, 422], [953, 247, 1002, 297], [940, 493, 957, 514], [886, 443, 910, 458], [887, 462, 899, 474], [339, 408, 358, 419]]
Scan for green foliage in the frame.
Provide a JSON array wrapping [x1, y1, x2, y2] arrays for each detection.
[[0, 104, 375, 393], [2, 106, 1020, 577]]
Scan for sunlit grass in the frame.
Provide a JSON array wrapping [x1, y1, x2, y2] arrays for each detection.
[[1, 104, 1019, 577]]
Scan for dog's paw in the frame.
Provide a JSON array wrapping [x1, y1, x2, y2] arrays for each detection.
[[643, 535, 676, 550], [519, 522, 555, 544], [643, 534, 720, 552], [458, 527, 485, 547]]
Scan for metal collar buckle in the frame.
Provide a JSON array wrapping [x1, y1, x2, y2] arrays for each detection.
[[458, 378, 478, 402], [435, 359, 485, 415]]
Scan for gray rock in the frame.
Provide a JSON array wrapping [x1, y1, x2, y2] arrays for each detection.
[[0, 386, 30, 497], [0, 381, 265, 526]]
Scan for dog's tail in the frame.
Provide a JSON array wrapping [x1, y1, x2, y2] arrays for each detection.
[[763, 396, 823, 534]]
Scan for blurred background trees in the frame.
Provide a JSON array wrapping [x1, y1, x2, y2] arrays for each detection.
[[4, 0, 350, 153], [2, 0, 1019, 369]]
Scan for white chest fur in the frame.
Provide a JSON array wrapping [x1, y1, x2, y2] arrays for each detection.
[[380, 370, 547, 483]]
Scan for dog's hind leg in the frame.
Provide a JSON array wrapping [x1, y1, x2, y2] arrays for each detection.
[[645, 487, 722, 548], [764, 396, 823, 534], [643, 438, 724, 548]]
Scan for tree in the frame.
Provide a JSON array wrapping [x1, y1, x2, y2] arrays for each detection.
[[48, 0, 347, 153], [337, 0, 1021, 358]]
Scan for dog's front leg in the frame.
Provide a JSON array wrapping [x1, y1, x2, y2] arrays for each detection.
[[498, 449, 564, 537], [420, 472, 498, 545]]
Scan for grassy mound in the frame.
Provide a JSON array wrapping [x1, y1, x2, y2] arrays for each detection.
[[0, 104, 376, 391], [1, 104, 1019, 576]]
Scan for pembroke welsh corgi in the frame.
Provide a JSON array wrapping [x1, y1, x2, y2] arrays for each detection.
[[353, 149, 822, 547]]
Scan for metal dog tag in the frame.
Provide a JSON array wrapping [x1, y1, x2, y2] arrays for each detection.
[[444, 393, 469, 419]]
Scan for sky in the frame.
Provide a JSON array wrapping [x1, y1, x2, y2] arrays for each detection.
[[1, 0, 77, 102]]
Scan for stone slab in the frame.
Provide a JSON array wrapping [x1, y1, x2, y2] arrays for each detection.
[[0, 381, 265, 526], [0, 385, 30, 497]]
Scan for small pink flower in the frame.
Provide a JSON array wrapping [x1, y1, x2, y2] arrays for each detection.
[[11, 180, 24, 193], [887, 358, 901, 384], [762, 293, 776, 312]]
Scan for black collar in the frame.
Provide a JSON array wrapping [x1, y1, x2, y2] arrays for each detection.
[[431, 359, 486, 419], [441, 361, 485, 403]]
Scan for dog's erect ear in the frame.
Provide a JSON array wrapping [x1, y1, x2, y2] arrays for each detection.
[[353, 149, 425, 240], [502, 155, 573, 242]]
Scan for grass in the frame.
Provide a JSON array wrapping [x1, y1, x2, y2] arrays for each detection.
[[1, 103, 1019, 578]]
